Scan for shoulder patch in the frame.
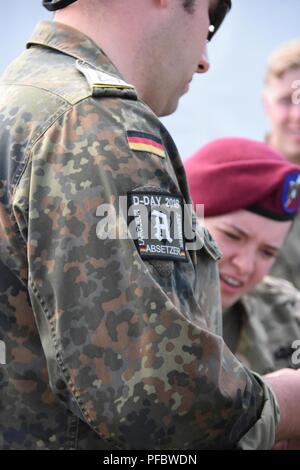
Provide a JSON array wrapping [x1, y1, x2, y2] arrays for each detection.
[[127, 131, 166, 159], [76, 60, 137, 99], [128, 190, 187, 262]]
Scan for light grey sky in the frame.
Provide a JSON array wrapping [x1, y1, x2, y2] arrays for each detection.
[[1, 0, 300, 159]]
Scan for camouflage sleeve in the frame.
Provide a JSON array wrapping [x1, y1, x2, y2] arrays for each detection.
[[13, 97, 276, 449], [270, 215, 300, 290], [237, 372, 280, 450]]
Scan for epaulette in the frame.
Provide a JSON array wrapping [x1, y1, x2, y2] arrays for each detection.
[[76, 60, 138, 100]]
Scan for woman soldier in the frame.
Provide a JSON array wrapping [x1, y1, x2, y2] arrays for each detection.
[[185, 138, 300, 376]]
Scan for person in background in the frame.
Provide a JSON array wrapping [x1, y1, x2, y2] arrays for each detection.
[[185, 137, 300, 450], [185, 137, 300, 376], [262, 40, 300, 289]]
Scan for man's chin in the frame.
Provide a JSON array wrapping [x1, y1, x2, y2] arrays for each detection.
[[158, 100, 179, 118]]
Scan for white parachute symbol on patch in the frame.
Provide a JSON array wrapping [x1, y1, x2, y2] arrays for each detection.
[[151, 210, 173, 244]]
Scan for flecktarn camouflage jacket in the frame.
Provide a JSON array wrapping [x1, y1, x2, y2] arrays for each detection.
[[0, 21, 279, 450]]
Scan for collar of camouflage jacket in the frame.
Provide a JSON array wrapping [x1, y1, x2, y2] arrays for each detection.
[[27, 20, 123, 79]]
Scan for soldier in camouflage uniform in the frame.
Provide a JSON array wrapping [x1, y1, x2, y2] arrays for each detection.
[[1, 0, 300, 450], [262, 40, 300, 289], [186, 137, 300, 449]]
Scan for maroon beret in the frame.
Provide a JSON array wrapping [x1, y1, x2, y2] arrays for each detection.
[[184, 138, 300, 221]]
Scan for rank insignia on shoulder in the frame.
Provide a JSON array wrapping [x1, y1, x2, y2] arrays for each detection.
[[76, 60, 137, 98], [127, 131, 166, 159], [127, 191, 188, 262]]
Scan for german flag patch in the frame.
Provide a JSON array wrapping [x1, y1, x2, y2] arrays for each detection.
[[127, 131, 166, 159]]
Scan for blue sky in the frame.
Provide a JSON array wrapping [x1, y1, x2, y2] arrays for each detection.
[[1, 0, 300, 159]]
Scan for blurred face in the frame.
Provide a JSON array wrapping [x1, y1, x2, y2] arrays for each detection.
[[205, 210, 291, 309], [264, 68, 300, 164], [145, 0, 219, 116]]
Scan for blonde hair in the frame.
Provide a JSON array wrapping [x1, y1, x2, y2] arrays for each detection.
[[265, 39, 300, 84]]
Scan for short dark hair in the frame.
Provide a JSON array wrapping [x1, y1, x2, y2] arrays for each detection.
[[182, 0, 232, 21]]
